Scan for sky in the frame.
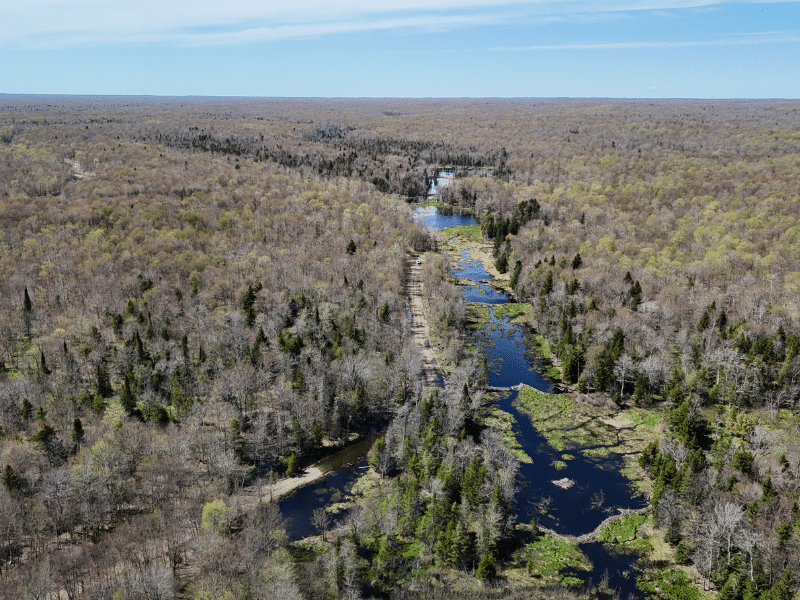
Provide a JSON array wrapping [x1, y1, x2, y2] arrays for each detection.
[[0, 0, 797, 98]]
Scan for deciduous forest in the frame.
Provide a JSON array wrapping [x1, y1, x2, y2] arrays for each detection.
[[1, 96, 799, 600]]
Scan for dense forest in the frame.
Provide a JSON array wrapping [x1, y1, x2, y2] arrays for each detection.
[[1, 96, 799, 600]]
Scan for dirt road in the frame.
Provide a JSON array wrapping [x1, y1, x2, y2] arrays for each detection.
[[407, 253, 443, 388]]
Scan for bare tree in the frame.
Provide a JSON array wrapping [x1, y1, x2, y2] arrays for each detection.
[[311, 507, 331, 542], [736, 526, 763, 581], [711, 499, 744, 562]]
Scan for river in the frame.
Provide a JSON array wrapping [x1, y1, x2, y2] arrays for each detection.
[[416, 205, 646, 597], [281, 206, 646, 598]]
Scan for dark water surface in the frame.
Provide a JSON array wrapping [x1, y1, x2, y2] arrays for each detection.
[[279, 437, 376, 541]]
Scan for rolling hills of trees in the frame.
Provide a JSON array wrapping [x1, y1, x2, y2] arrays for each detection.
[[1, 95, 800, 599]]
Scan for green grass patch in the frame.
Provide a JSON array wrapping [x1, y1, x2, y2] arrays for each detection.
[[444, 225, 482, 240], [530, 334, 552, 360], [482, 404, 533, 464], [492, 303, 531, 322], [524, 533, 591, 586], [516, 387, 648, 465], [466, 303, 492, 328], [598, 514, 646, 544], [545, 365, 562, 381], [626, 409, 663, 430]]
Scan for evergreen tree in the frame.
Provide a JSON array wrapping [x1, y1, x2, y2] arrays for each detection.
[[241, 284, 257, 327], [495, 251, 508, 273], [571, 252, 582, 269], [120, 371, 136, 413], [762, 476, 777, 501], [23, 287, 32, 312], [96, 361, 113, 398], [476, 551, 496, 580], [768, 568, 793, 600], [20, 398, 33, 423], [311, 419, 324, 447], [1, 464, 20, 492], [72, 417, 84, 453], [40, 350, 50, 375], [509, 260, 522, 288], [539, 271, 554, 296], [346, 239, 357, 254], [461, 456, 485, 508]]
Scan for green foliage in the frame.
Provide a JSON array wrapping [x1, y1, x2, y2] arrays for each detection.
[[495, 251, 508, 273], [461, 456, 485, 508], [732, 446, 754, 476], [96, 361, 113, 398], [761, 476, 777, 501], [510, 260, 523, 288], [19, 397, 33, 423], [525, 533, 591, 584], [638, 570, 702, 600], [475, 551, 496, 580], [597, 514, 646, 543], [286, 452, 299, 475], [199, 499, 230, 535], [1, 464, 21, 492], [539, 270, 554, 296]]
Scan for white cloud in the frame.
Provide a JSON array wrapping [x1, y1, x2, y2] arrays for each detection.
[[490, 30, 800, 51], [1, 0, 798, 48]]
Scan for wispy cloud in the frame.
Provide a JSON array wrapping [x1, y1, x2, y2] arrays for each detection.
[[490, 29, 800, 51], [1, 0, 799, 48]]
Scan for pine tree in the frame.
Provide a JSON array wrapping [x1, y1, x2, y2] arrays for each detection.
[[72, 417, 84, 452], [509, 260, 522, 288], [571, 252, 582, 269], [762, 476, 777, 501], [241, 284, 256, 327], [120, 371, 136, 413], [20, 398, 33, 423], [476, 551, 496, 580], [539, 270, 554, 296], [1, 464, 20, 492], [23, 287, 32, 312], [495, 252, 508, 273], [768, 568, 793, 600], [96, 361, 113, 398], [346, 239, 357, 254]]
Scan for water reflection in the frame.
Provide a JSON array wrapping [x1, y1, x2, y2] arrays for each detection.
[[413, 204, 478, 230]]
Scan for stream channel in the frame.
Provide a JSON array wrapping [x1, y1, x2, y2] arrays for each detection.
[[281, 206, 646, 597]]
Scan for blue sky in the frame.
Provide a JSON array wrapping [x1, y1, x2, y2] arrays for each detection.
[[0, 0, 797, 97]]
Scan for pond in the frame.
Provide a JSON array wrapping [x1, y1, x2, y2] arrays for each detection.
[[413, 204, 477, 230]]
